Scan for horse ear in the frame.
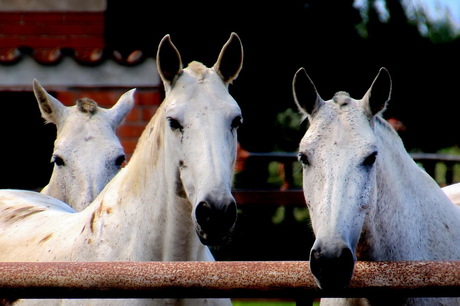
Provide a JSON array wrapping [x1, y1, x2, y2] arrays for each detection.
[[213, 32, 243, 83], [292, 68, 323, 119], [362, 67, 392, 116], [156, 34, 183, 86], [33, 79, 68, 125], [109, 88, 136, 128]]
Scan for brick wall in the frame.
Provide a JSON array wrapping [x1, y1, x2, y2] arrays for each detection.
[[0, 12, 104, 64], [55, 88, 163, 159]]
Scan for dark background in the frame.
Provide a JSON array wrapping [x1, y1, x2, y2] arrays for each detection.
[[0, 92, 55, 190], [106, 0, 460, 153]]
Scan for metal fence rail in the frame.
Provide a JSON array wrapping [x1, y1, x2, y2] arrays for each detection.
[[0, 261, 459, 299], [244, 152, 460, 186]]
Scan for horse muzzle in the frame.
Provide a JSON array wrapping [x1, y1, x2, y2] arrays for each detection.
[[194, 197, 237, 246], [309, 240, 356, 291]]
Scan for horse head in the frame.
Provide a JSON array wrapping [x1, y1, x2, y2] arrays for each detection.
[[293, 67, 392, 290], [156, 33, 243, 246], [34, 80, 135, 211]]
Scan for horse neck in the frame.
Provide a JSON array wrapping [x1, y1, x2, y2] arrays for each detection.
[[91, 108, 209, 261], [360, 118, 460, 261], [42, 169, 92, 211], [41, 167, 74, 208]]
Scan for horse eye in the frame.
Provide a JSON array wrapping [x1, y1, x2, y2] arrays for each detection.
[[298, 152, 310, 166], [52, 155, 65, 167], [231, 116, 243, 129], [167, 117, 183, 131], [115, 155, 126, 167], [363, 151, 378, 167]]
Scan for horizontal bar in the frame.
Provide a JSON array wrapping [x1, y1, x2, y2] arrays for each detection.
[[410, 153, 460, 162], [233, 190, 305, 206], [0, 261, 459, 299]]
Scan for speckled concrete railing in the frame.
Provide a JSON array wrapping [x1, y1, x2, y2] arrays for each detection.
[[0, 261, 458, 299]]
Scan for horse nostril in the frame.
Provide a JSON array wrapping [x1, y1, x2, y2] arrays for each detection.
[[310, 248, 320, 265], [224, 201, 237, 227], [309, 244, 355, 290], [195, 200, 237, 229], [338, 247, 354, 266], [195, 199, 238, 246], [309, 247, 322, 280], [195, 201, 212, 225]]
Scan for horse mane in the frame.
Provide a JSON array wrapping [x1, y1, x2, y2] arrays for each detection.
[[375, 115, 400, 138], [129, 100, 166, 168], [77, 98, 98, 115]]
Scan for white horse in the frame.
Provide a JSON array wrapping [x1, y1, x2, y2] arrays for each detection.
[[292, 67, 460, 305], [0, 32, 243, 306], [443, 183, 460, 206], [34, 80, 135, 211]]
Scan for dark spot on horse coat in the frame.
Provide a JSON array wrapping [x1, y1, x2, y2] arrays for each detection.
[[39, 233, 53, 244], [175, 168, 187, 198], [89, 211, 96, 232], [3, 206, 45, 224], [156, 129, 163, 151], [89, 202, 112, 233]]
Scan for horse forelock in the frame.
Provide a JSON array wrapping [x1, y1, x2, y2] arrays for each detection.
[[324, 95, 396, 136], [185, 61, 209, 82], [332, 91, 351, 106], [77, 98, 98, 115], [187, 61, 207, 75]]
